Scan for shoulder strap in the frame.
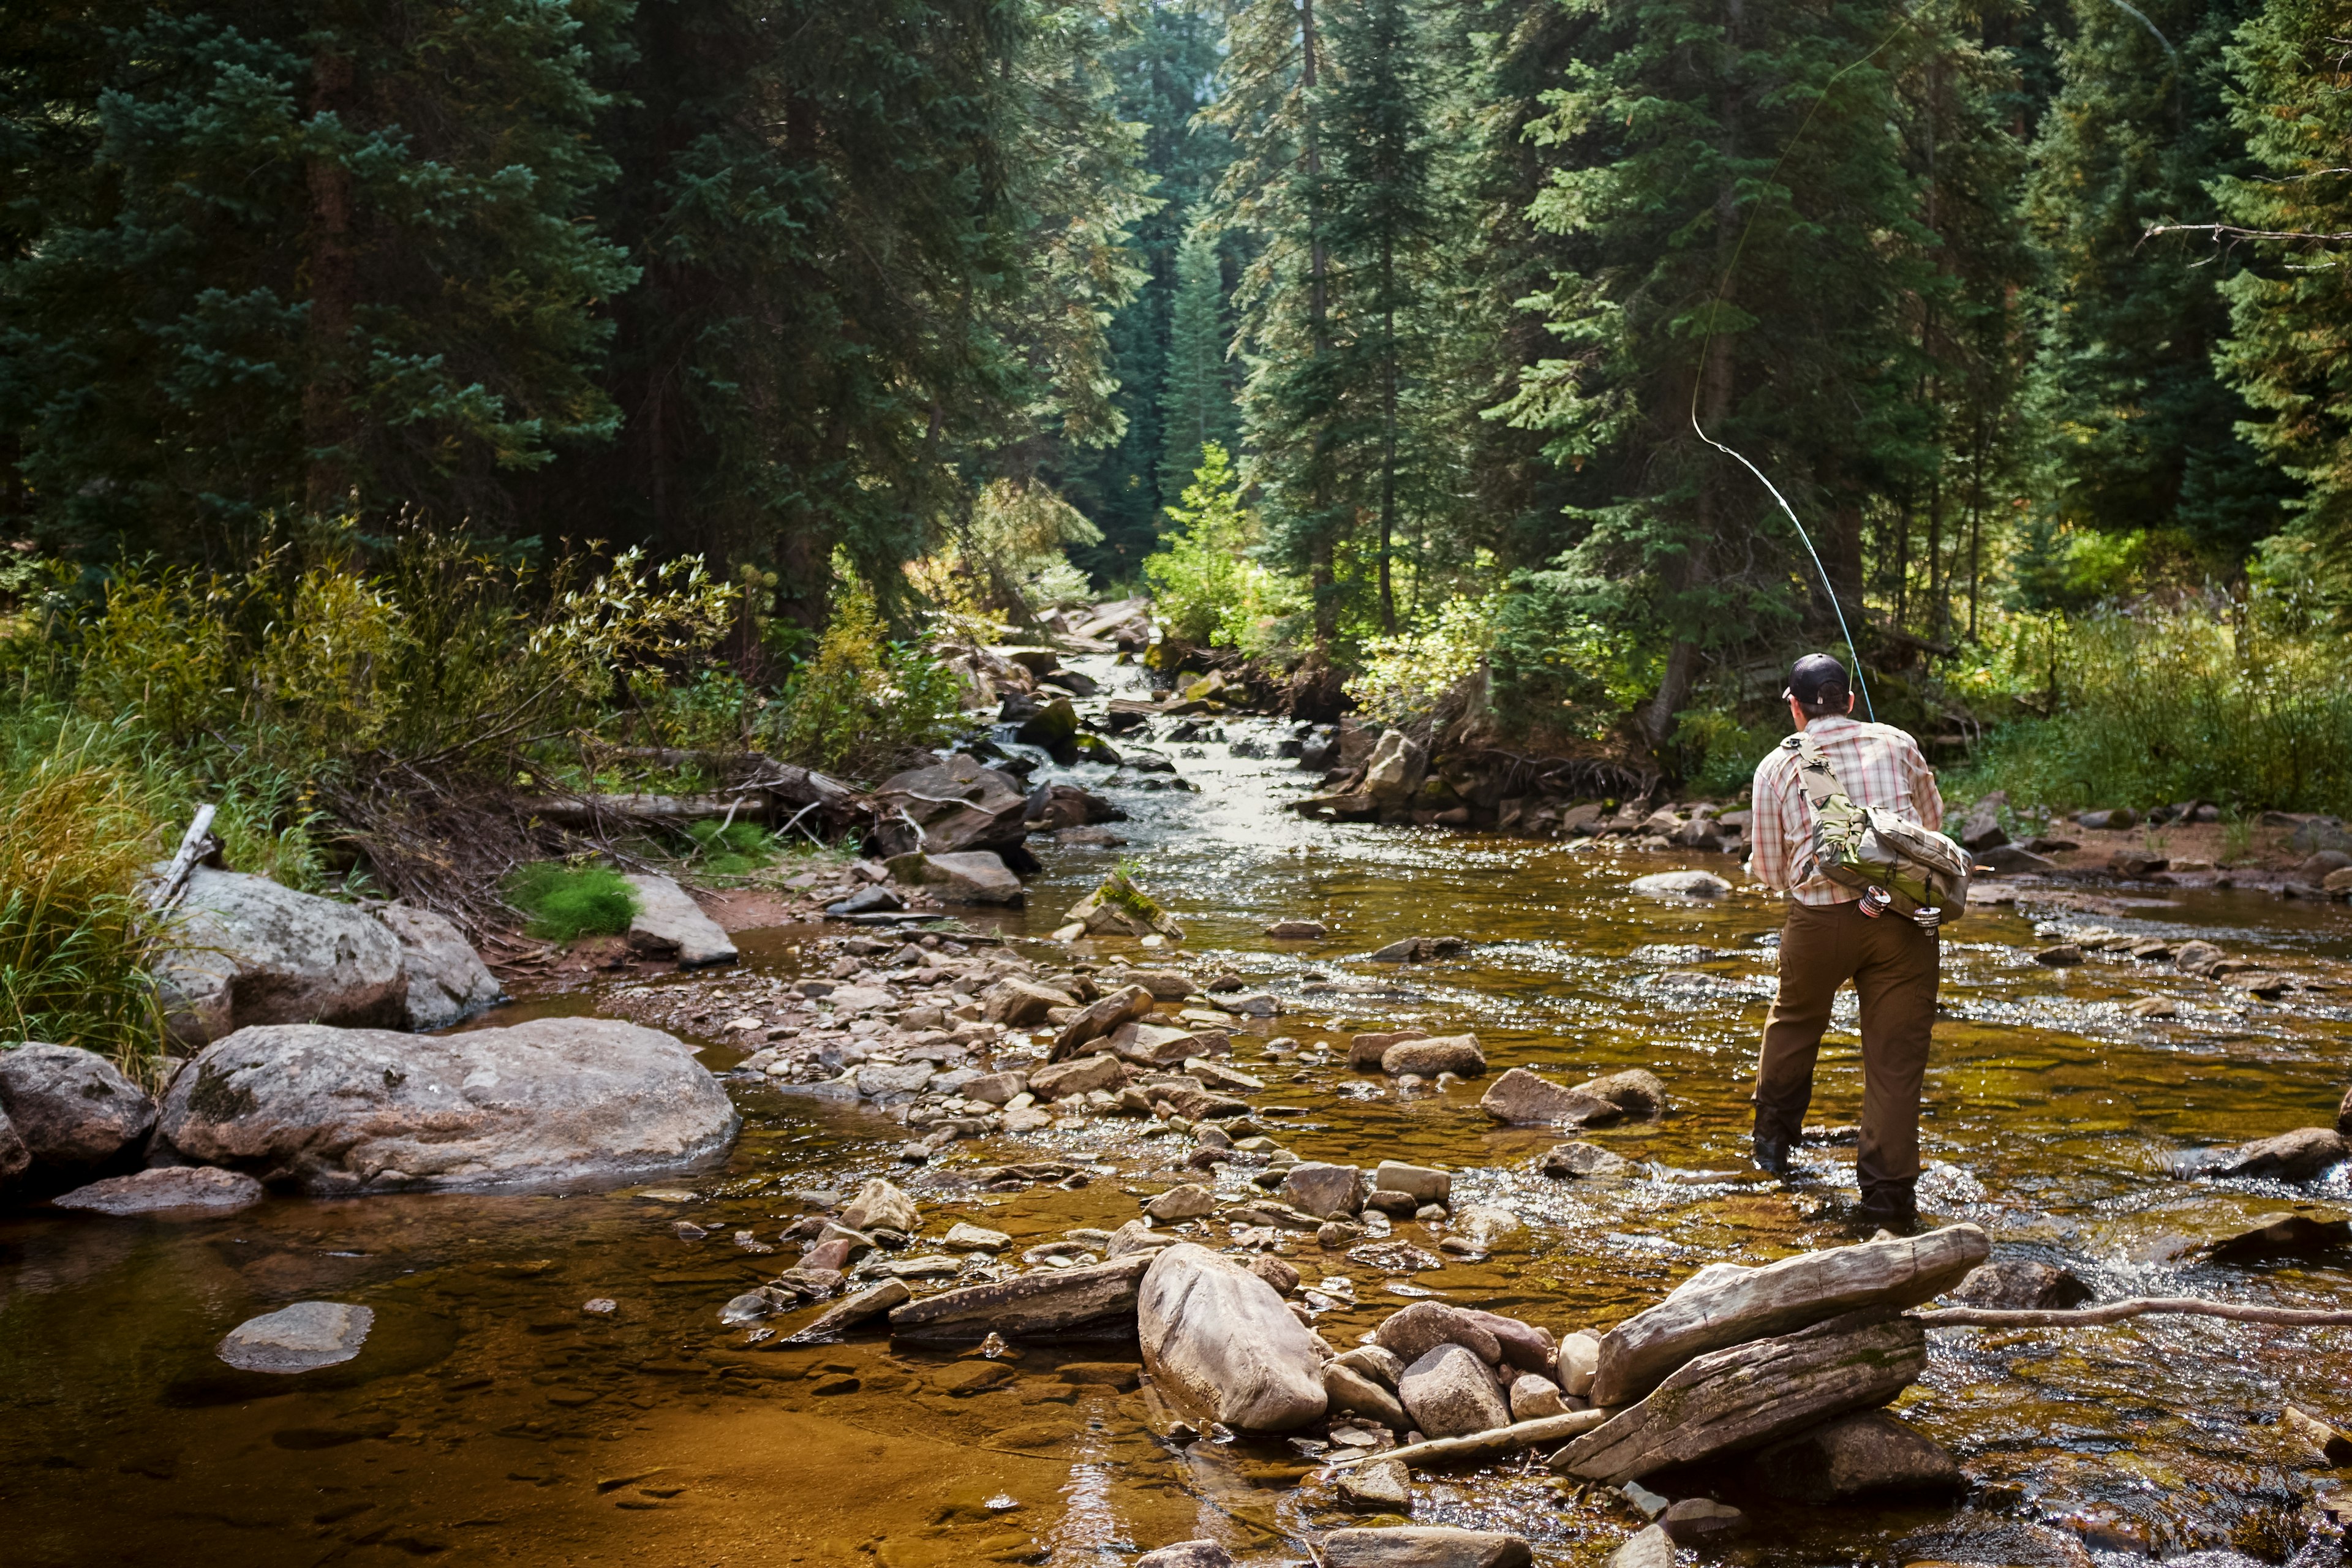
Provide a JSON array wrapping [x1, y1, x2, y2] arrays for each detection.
[[1789, 729, 1844, 814]]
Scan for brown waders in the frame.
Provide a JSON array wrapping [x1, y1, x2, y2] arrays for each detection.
[[1753, 899, 1940, 1225]]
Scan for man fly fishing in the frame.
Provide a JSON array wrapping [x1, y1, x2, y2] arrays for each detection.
[[1747, 653, 1965, 1234]]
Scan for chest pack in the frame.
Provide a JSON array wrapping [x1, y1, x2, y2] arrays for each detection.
[[1787, 731, 1970, 920]]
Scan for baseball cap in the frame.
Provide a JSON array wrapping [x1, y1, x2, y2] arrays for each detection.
[[1784, 653, 1850, 706]]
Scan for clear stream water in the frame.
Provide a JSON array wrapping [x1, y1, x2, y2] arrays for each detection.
[[4, 655, 2349, 1567]]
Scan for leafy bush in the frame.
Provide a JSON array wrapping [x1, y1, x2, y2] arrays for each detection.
[[1950, 590, 2352, 814], [1348, 594, 1498, 723], [0, 754, 163, 1079], [504, 862, 640, 943], [1144, 444, 1297, 654], [685, 819, 777, 876], [765, 570, 965, 777]]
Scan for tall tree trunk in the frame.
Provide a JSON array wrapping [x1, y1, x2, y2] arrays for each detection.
[[1378, 274, 1398, 635], [1300, 0, 1338, 648], [303, 42, 357, 514]]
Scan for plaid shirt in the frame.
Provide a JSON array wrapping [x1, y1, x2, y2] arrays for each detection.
[[1748, 714, 1943, 905]]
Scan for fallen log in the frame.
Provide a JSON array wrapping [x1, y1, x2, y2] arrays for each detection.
[[885, 1253, 1152, 1341], [1589, 1223, 1986, 1406], [1555, 1306, 1926, 1486], [518, 764, 858, 833], [1323, 1409, 1606, 1472], [1913, 1297, 2352, 1330]]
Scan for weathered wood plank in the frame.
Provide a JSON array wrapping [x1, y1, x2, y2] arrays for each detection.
[[886, 1253, 1152, 1341], [1589, 1223, 1986, 1406], [1554, 1307, 1926, 1485], [1324, 1409, 1607, 1472]]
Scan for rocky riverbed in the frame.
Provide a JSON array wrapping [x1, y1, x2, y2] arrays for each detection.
[[3, 650, 2350, 1567]]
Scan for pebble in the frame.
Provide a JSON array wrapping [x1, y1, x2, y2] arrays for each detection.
[[582, 1298, 618, 1316]]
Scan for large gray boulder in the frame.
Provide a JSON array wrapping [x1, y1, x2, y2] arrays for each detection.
[[153, 868, 405, 1046], [150, 1018, 738, 1194], [1396, 1343, 1511, 1438], [621, 874, 738, 968], [375, 906, 503, 1030], [0, 1110, 27, 1185], [1139, 1242, 1329, 1431], [0, 1042, 156, 1168], [870, 754, 1030, 858], [54, 1165, 264, 1216]]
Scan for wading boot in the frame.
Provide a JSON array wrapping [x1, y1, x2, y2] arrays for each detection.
[[1752, 1119, 1795, 1178], [1853, 1179, 1920, 1237]]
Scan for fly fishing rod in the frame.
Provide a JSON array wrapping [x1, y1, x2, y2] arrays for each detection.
[[1686, 15, 1925, 722]]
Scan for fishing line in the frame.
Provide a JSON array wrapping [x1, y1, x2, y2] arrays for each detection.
[[1687, 12, 1927, 722]]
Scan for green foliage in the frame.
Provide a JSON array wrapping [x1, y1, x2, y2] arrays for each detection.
[[0, 753, 164, 1079], [1156, 218, 1243, 509], [503, 862, 640, 943], [1142, 443, 1297, 653], [1950, 592, 2352, 815], [766, 571, 966, 778], [685, 819, 778, 878], [1349, 595, 1496, 724]]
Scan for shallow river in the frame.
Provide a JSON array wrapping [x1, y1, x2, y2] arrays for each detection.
[[5, 657, 2350, 1567]]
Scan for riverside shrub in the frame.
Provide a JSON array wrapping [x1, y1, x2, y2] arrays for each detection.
[[504, 863, 639, 943]]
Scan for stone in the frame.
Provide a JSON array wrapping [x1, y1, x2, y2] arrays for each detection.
[[1051, 984, 1157, 1059], [1556, 1330, 1600, 1397], [1106, 1219, 1174, 1259], [1030, 1053, 1126, 1101], [1591, 1224, 1988, 1406], [2175, 939, 2226, 974], [870, 754, 1030, 858], [1950, 1258, 2093, 1310], [53, 1164, 263, 1216], [1119, 968, 1202, 1001], [1350, 1030, 1431, 1069], [1339, 1344, 1405, 1387], [786, 1279, 913, 1341], [1063, 871, 1185, 943], [944, 1221, 1011, 1252], [2197, 1208, 2352, 1262], [840, 1177, 918, 1234], [1459, 1308, 1555, 1373], [1627, 871, 1730, 900], [1509, 1373, 1569, 1420], [1247, 1254, 1301, 1294], [1265, 919, 1328, 939], [1325, 1361, 1409, 1428], [1107, 1021, 1210, 1066], [1542, 1142, 1629, 1179], [1322, 1526, 1532, 1568], [217, 1300, 374, 1373], [2034, 943, 2085, 967], [962, 1071, 1028, 1104], [1392, 1344, 1505, 1438], [1480, 1068, 1616, 1127], [2109, 850, 2169, 878], [0, 1042, 156, 1168], [151, 867, 406, 1046], [150, 1018, 739, 1194], [2284, 1406, 2352, 1466], [1366, 936, 1471, 963], [1559, 1309, 1929, 1485], [1138, 1242, 1330, 1431], [374, 905, 502, 1030], [888, 1253, 1153, 1341], [1145, 1183, 1216, 1220], [2341, 1085, 2352, 1136], [1283, 1163, 1366, 1218], [1572, 1069, 1668, 1120], [1335, 1458, 1412, 1513], [1373, 1161, 1451, 1205], [1381, 1036, 1487, 1077], [1955, 792, 2008, 851], [983, 979, 1075, 1026], [1741, 1408, 1962, 1503], [1025, 782, 1123, 831], [2208, 1126, 2351, 1183], [1605, 1527, 1672, 1568], [1135, 1544, 1233, 1568], [621, 873, 739, 968], [1363, 731, 1429, 805], [1223, 992, 1280, 1017], [2076, 807, 2137, 831], [1376, 1301, 1502, 1366], [1659, 1498, 1745, 1544], [1364, 1189, 1419, 1216]]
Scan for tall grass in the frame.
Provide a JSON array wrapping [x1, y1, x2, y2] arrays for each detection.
[[0, 755, 164, 1079], [1956, 595, 2352, 815]]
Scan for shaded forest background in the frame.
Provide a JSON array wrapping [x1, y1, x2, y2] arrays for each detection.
[[6, 0, 2352, 806]]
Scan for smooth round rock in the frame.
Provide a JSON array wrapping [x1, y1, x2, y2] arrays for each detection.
[[54, 1165, 264, 1216], [218, 1301, 375, 1373]]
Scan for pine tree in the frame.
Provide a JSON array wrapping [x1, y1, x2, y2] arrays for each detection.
[[1156, 217, 1242, 506], [2212, 0, 2352, 573], [2022, 0, 2293, 559], [0, 0, 635, 550]]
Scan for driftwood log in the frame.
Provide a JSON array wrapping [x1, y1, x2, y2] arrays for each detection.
[[518, 764, 858, 834], [1555, 1306, 1926, 1486], [1589, 1223, 1987, 1406], [885, 1254, 1153, 1341], [1914, 1298, 2352, 1330], [147, 803, 219, 912], [1323, 1409, 1606, 1472]]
